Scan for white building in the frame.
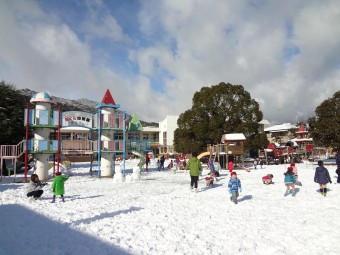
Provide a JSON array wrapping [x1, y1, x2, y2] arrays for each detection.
[[158, 115, 179, 154]]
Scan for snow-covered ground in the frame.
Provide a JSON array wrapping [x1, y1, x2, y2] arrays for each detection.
[[0, 159, 339, 255]]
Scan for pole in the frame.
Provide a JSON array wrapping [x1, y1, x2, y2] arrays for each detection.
[[123, 111, 126, 176], [97, 108, 102, 177], [24, 103, 30, 182], [57, 105, 61, 173]]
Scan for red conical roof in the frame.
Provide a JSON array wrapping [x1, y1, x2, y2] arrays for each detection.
[[101, 89, 116, 105]]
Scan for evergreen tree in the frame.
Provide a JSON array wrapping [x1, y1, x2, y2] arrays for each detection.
[[174, 82, 266, 153], [0, 81, 26, 145], [308, 91, 340, 148]]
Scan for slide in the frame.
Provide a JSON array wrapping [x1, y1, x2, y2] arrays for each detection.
[[131, 151, 146, 169], [197, 151, 211, 159]]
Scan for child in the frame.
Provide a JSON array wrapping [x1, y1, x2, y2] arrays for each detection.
[[205, 172, 217, 186], [51, 172, 69, 203], [228, 172, 242, 204], [284, 167, 297, 196], [168, 160, 174, 169], [208, 158, 215, 175], [314, 160, 332, 197], [262, 174, 274, 185], [26, 174, 47, 199], [291, 163, 302, 186], [186, 152, 202, 192], [157, 159, 160, 170], [228, 160, 234, 173]]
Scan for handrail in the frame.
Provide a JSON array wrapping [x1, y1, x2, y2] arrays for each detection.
[[0, 141, 24, 159]]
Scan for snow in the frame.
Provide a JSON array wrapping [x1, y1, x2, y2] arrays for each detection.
[[1, 160, 340, 255]]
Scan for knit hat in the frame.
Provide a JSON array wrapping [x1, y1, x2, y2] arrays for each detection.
[[55, 172, 61, 176], [287, 167, 293, 172], [290, 163, 295, 166], [231, 171, 237, 176]]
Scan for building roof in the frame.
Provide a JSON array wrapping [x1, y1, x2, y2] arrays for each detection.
[[264, 123, 296, 132], [128, 113, 143, 131], [101, 89, 116, 105], [221, 133, 246, 143], [30, 92, 55, 104]]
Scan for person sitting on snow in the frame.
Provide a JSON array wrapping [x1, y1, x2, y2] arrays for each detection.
[[262, 174, 274, 185], [205, 172, 217, 186], [26, 174, 47, 200]]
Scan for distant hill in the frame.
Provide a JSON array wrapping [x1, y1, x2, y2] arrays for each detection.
[[18, 89, 159, 127]]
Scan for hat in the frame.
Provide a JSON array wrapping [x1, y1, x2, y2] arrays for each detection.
[[290, 163, 295, 166], [55, 172, 61, 176], [287, 167, 293, 172], [231, 171, 237, 176]]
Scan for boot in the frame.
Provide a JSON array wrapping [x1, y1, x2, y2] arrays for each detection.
[[323, 188, 327, 197], [320, 189, 324, 196], [292, 190, 297, 197], [284, 189, 290, 196]]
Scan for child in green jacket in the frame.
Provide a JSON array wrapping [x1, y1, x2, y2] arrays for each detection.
[[186, 152, 202, 192], [51, 172, 69, 203]]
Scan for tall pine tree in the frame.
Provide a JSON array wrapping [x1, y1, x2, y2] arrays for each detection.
[[0, 81, 26, 145]]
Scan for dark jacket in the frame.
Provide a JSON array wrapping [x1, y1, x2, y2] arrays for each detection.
[[336, 152, 340, 166], [314, 166, 331, 184]]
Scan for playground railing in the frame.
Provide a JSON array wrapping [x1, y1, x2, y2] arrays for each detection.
[[0, 141, 24, 158]]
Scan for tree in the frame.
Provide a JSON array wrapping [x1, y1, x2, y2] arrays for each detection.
[[0, 81, 26, 145], [174, 82, 266, 153], [308, 91, 340, 148]]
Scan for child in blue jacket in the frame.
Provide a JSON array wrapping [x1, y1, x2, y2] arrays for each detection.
[[228, 172, 242, 204], [284, 167, 297, 196]]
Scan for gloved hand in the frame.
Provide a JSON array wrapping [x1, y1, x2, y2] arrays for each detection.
[[330, 180, 332, 184], [239, 187, 242, 193], [228, 189, 232, 195]]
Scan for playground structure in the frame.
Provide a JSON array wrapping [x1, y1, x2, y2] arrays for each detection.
[[198, 133, 249, 170], [0, 89, 152, 182]]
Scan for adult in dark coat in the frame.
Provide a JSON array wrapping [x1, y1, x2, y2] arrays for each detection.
[[335, 148, 340, 183], [314, 160, 332, 196]]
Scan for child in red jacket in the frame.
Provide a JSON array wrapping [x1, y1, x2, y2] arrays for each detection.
[[262, 174, 274, 185]]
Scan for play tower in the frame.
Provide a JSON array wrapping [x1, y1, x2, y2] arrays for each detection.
[[95, 89, 125, 177], [27, 92, 59, 180]]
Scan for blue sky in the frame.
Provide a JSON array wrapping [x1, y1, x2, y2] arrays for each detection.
[[0, 0, 339, 123]]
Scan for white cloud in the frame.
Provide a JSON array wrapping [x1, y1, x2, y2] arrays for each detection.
[[0, 0, 339, 124]]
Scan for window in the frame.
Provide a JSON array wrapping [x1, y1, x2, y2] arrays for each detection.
[[163, 132, 167, 145], [114, 132, 123, 140]]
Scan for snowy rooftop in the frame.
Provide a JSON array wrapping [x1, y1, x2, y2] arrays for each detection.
[[221, 133, 246, 143], [264, 123, 296, 132], [30, 91, 55, 104]]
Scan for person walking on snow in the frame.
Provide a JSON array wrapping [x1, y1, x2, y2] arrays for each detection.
[[284, 167, 297, 196], [51, 172, 69, 203], [228, 172, 242, 204], [186, 152, 202, 193], [314, 160, 332, 197], [335, 148, 340, 183], [291, 163, 302, 186]]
